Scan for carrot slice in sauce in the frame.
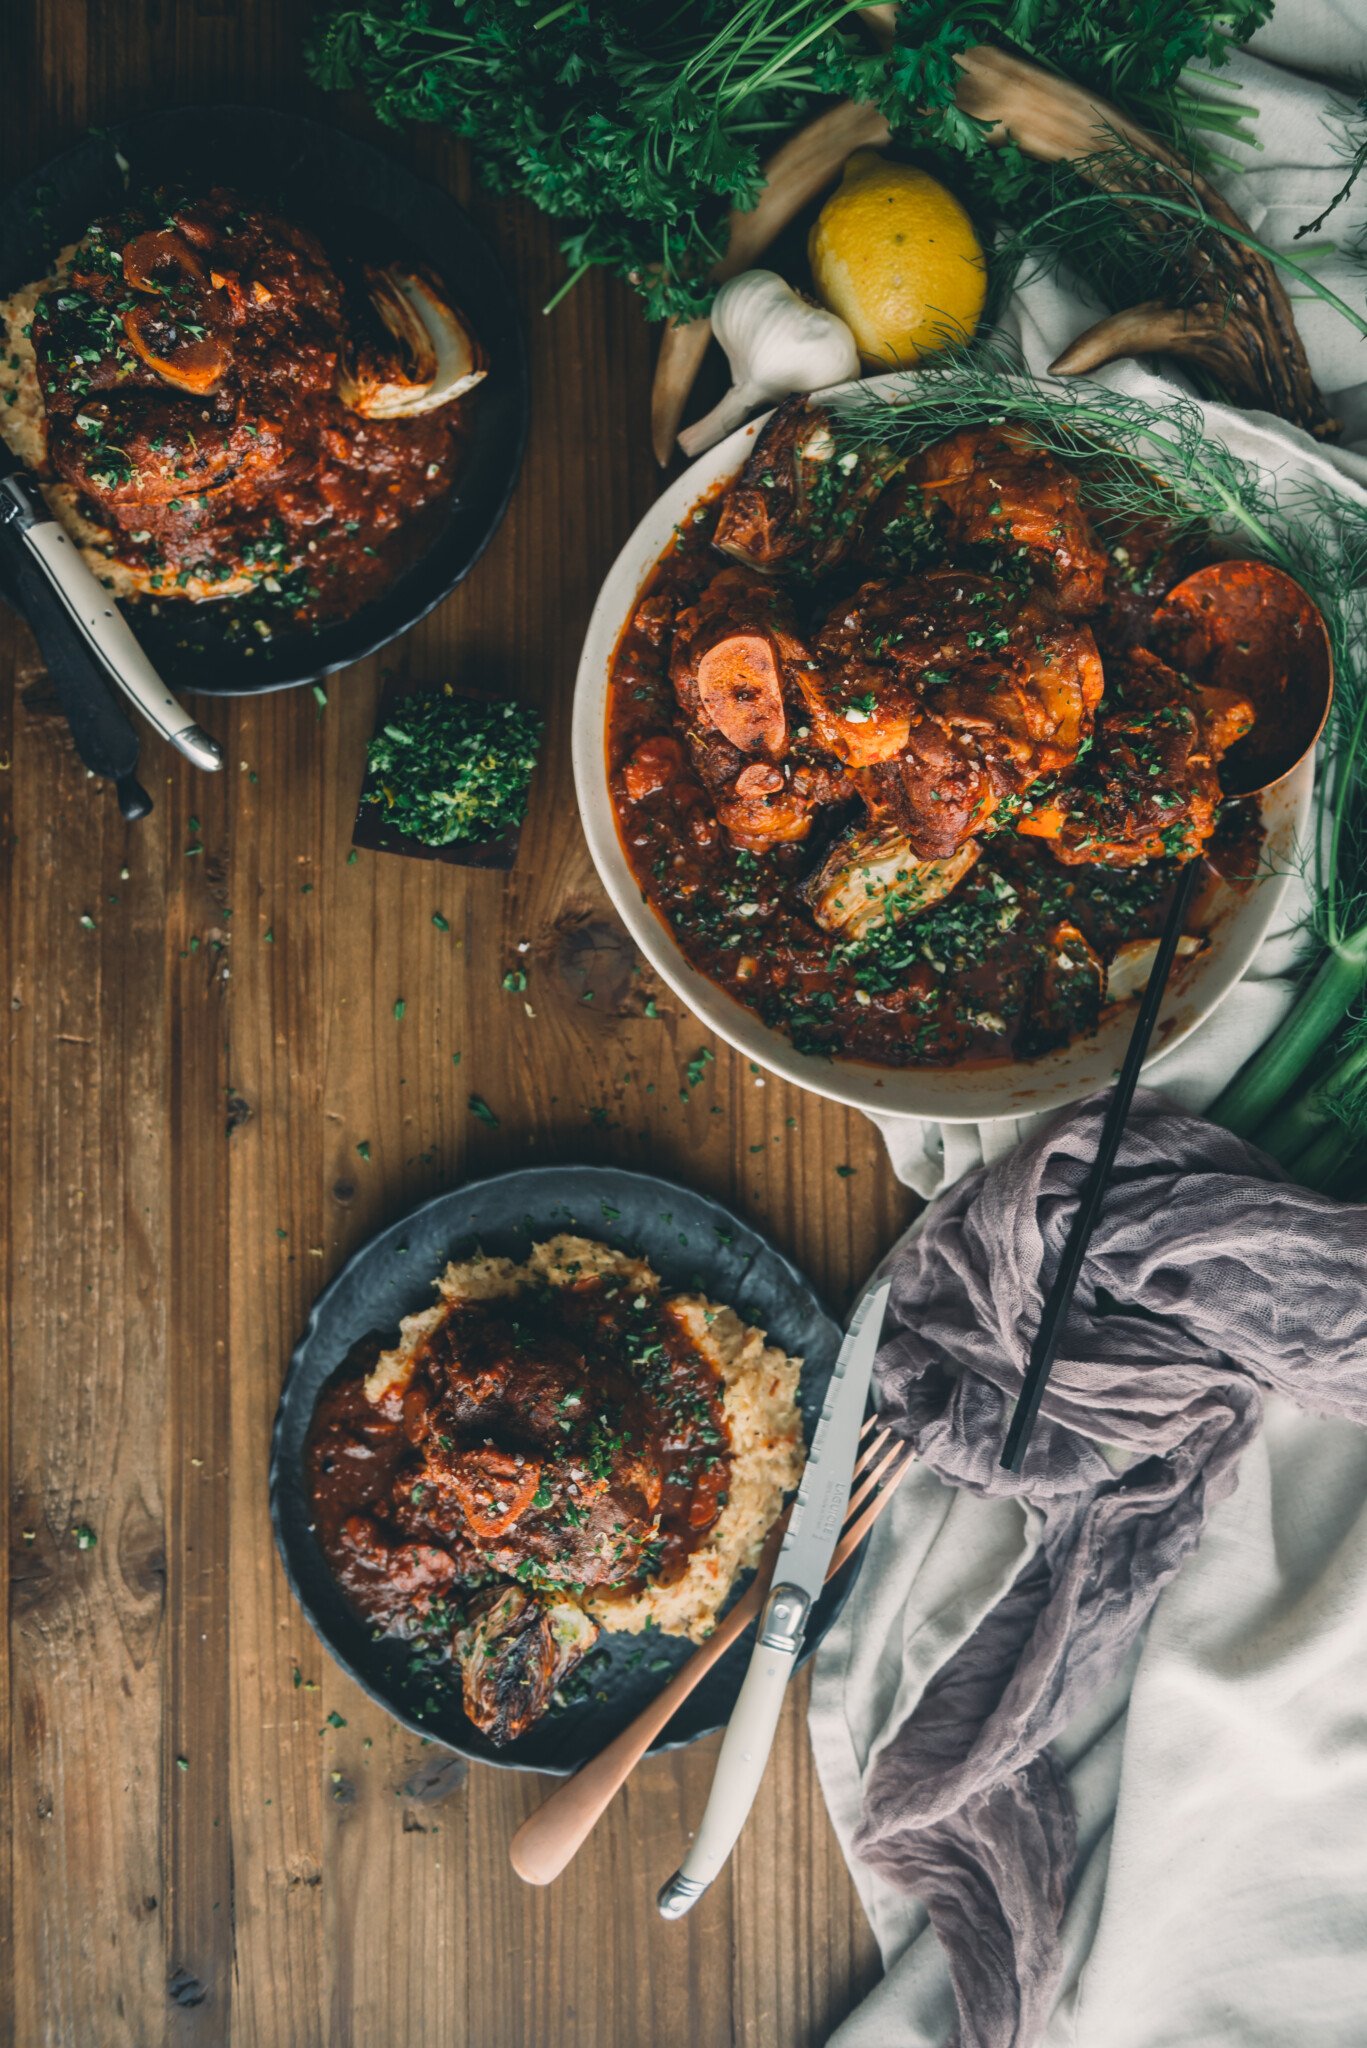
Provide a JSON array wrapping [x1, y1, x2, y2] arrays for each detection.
[[733, 761, 785, 797], [696, 632, 787, 754], [1016, 800, 1067, 840], [451, 1451, 542, 1541]]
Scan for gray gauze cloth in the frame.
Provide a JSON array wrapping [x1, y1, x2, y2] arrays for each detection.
[[854, 1088, 1367, 2048]]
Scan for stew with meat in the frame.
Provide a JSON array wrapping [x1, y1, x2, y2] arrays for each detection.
[[304, 1238, 802, 1746], [1, 183, 485, 633], [607, 401, 1262, 1068]]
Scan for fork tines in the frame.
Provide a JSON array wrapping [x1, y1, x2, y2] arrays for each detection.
[[829, 1421, 914, 1581]]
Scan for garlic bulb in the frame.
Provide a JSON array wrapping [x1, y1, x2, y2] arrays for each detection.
[[676, 271, 858, 459]]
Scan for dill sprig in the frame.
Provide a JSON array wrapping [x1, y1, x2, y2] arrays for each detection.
[[994, 148, 1367, 347], [829, 345, 1367, 1150], [1296, 91, 1367, 241]]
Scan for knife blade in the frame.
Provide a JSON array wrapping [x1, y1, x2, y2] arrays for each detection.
[[657, 1276, 892, 1919]]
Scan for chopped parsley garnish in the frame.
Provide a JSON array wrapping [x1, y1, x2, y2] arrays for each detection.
[[361, 690, 543, 848]]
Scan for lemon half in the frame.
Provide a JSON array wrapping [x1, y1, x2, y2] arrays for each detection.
[[809, 151, 987, 368]]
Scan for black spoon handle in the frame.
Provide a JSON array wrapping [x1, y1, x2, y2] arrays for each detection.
[[0, 478, 151, 820], [999, 857, 1205, 1474]]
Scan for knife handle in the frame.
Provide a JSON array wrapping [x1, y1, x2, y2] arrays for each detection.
[[0, 474, 222, 772], [0, 487, 152, 818], [656, 1582, 809, 1919]]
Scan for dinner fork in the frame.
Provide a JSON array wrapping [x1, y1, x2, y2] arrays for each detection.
[[509, 1414, 915, 1886]]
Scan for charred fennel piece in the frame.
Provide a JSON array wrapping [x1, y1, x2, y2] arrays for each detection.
[[804, 827, 980, 937], [455, 1586, 599, 1746], [339, 265, 485, 417], [829, 346, 1367, 1145]]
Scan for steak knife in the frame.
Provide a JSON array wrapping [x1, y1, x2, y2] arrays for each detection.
[[0, 463, 223, 780], [657, 1276, 893, 1919]]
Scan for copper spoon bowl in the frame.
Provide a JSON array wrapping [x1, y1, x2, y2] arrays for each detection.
[[1152, 557, 1333, 798]]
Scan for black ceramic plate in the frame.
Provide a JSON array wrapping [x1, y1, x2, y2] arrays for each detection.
[[0, 105, 528, 696], [270, 1165, 857, 1775]]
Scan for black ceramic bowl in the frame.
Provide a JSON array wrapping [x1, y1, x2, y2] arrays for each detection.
[[0, 105, 528, 695], [270, 1165, 858, 1775]]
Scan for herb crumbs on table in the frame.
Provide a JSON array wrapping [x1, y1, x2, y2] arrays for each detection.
[[685, 1048, 714, 1089]]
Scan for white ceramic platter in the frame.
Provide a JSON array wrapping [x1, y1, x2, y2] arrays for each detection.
[[571, 381, 1313, 1124]]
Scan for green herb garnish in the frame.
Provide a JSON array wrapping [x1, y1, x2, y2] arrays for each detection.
[[308, 0, 1267, 323], [361, 689, 542, 848]]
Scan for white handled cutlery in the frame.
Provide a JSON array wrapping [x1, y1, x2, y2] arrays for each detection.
[[657, 1276, 892, 1918]]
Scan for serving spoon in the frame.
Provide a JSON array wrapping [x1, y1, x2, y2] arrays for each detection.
[[1000, 558, 1332, 1472]]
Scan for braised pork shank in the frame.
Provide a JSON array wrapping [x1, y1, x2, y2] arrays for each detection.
[[303, 1243, 779, 1747], [810, 571, 1105, 860], [910, 425, 1109, 615], [14, 184, 480, 620], [1019, 647, 1254, 865], [397, 1293, 666, 1592], [607, 399, 1267, 1069], [714, 396, 906, 576], [667, 565, 847, 849]]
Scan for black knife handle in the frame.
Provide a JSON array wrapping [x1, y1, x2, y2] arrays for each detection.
[[113, 770, 154, 821], [0, 475, 151, 820]]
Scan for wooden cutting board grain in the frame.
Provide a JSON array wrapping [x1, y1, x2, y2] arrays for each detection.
[[0, 5, 908, 2042]]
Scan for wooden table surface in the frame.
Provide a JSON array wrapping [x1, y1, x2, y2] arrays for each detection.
[[0, 6, 913, 2042]]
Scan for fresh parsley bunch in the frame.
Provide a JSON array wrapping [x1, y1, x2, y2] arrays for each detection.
[[363, 690, 544, 845], [309, 0, 1269, 321]]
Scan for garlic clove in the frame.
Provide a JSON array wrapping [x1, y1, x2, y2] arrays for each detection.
[[677, 269, 858, 460], [1105, 933, 1202, 1004], [339, 263, 486, 419]]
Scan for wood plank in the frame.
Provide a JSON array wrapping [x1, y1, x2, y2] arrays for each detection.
[[3, 634, 174, 2048], [0, 5, 911, 2042]]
